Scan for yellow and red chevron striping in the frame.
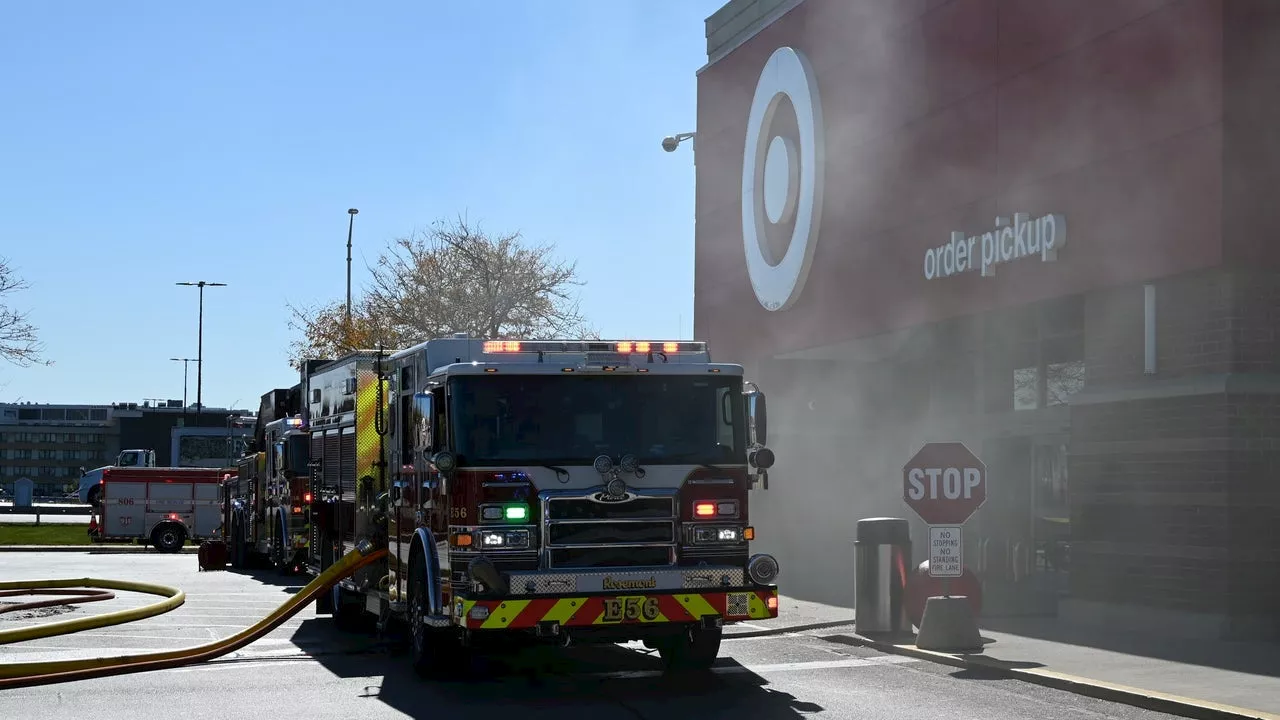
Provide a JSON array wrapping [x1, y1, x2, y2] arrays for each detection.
[[461, 589, 778, 630]]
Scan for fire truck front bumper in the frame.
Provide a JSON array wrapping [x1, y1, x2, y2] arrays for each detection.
[[455, 586, 779, 632]]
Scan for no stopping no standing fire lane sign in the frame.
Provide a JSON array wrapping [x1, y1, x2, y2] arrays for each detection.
[[929, 526, 962, 577], [903, 442, 987, 580]]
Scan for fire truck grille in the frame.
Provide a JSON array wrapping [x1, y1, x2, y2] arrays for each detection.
[[550, 546, 672, 569], [542, 493, 676, 569], [548, 521, 674, 546], [547, 497, 673, 520]]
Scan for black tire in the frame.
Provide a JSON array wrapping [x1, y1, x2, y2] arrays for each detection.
[[152, 523, 187, 553], [408, 548, 468, 678], [228, 518, 240, 568], [658, 625, 723, 672], [234, 519, 247, 568], [331, 584, 364, 632], [408, 551, 440, 677], [275, 512, 291, 575]]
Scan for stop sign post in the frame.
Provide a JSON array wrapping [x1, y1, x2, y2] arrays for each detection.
[[903, 442, 987, 585]]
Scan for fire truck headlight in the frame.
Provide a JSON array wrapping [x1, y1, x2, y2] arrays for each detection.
[[747, 553, 780, 585], [693, 525, 745, 544], [479, 529, 530, 550]]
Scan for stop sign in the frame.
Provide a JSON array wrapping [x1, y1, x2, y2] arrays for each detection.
[[903, 442, 987, 525]]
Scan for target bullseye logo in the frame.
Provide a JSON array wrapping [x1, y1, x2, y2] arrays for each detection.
[[741, 46, 825, 312]]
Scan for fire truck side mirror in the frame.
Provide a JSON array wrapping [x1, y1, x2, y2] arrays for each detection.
[[749, 447, 775, 470], [746, 389, 768, 446], [283, 435, 309, 480], [414, 392, 434, 452]]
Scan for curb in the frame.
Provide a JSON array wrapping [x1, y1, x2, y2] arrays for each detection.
[[830, 632, 1280, 720], [723, 618, 857, 639], [0, 546, 200, 554]]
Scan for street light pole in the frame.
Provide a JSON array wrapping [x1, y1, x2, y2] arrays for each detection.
[[175, 281, 227, 421], [346, 208, 359, 323], [170, 357, 197, 409]]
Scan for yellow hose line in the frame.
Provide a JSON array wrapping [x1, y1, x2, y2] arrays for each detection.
[[0, 545, 383, 681], [0, 578, 185, 645]]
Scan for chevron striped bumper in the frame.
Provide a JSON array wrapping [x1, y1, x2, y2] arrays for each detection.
[[457, 587, 779, 631]]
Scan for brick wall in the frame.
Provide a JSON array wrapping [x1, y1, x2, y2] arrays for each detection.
[[1070, 268, 1280, 635], [1070, 394, 1231, 615], [1084, 269, 1233, 386]]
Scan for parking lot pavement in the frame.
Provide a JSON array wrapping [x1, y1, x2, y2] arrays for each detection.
[[0, 554, 1185, 720]]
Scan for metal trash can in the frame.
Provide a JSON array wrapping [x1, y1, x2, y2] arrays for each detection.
[[854, 517, 912, 634]]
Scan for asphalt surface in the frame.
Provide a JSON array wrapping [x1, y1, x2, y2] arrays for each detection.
[[0, 554, 1184, 720]]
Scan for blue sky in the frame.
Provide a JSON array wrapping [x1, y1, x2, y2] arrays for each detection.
[[0, 0, 722, 407]]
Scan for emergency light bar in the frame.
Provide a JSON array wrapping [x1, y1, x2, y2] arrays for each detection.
[[482, 340, 706, 355]]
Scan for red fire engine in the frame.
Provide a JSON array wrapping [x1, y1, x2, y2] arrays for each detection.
[[89, 466, 228, 552], [295, 335, 780, 674]]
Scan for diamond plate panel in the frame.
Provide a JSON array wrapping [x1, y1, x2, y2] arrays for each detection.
[[504, 568, 745, 595]]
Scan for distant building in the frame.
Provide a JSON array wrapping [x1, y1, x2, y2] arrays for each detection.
[[0, 399, 253, 496]]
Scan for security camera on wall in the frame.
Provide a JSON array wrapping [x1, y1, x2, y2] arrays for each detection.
[[661, 136, 680, 152]]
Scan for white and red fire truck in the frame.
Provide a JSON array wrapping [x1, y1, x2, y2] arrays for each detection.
[[89, 466, 229, 551], [292, 335, 780, 675]]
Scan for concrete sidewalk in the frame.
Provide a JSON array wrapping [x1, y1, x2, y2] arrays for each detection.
[[0, 545, 199, 553], [737, 595, 1280, 720]]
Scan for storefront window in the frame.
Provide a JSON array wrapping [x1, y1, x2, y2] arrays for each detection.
[[988, 296, 1085, 412], [1046, 360, 1085, 406], [1014, 367, 1040, 410]]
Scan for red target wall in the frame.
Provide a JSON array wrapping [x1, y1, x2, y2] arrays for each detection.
[[694, 0, 1280, 640]]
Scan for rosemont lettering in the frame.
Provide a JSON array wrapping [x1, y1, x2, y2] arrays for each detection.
[[923, 213, 1067, 280], [602, 576, 658, 591]]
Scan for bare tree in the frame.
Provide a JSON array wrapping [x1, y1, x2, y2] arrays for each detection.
[[0, 256, 49, 367], [286, 216, 596, 368]]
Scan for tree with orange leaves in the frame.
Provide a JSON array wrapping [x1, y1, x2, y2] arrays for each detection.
[[286, 216, 595, 369]]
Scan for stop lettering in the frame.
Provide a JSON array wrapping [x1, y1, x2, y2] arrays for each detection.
[[906, 467, 982, 501], [902, 442, 987, 525]]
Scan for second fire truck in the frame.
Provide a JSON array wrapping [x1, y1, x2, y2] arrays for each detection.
[[223, 386, 312, 572], [294, 335, 780, 674]]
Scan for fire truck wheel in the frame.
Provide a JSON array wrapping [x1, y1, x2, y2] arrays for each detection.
[[408, 555, 461, 677], [151, 523, 187, 553], [332, 586, 363, 632], [228, 519, 242, 568], [657, 625, 722, 672]]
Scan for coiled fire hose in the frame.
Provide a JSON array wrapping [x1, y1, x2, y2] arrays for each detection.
[[0, 542, 386, 689]]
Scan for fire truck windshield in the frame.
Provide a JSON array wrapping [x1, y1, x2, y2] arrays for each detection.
[[448, 374, 746, 467]]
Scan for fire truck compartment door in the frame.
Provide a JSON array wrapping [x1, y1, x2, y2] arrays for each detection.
[[103, 482, 146, 536], [147, 481, 194, 515], [193, 483, 221, 536]]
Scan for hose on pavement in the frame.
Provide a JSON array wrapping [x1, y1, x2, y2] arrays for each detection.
[[0, 542, 386, 690], [0, 578, 185, 645]]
